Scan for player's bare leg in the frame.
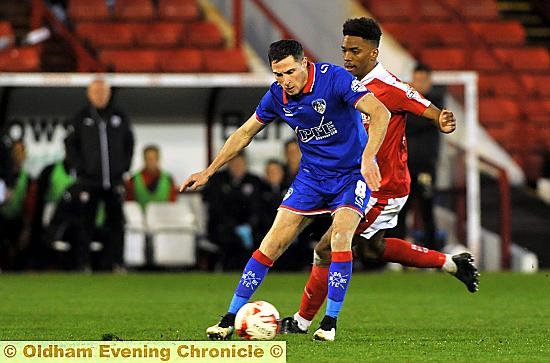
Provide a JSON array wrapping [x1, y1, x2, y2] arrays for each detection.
[[207, 210, 311, 340]]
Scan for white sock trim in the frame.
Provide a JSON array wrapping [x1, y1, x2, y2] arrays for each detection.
[[442, 254, 457, 274], [294, 312, 312, 331]]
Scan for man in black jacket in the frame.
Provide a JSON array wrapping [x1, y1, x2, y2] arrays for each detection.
[[61, 79, 134, 271]]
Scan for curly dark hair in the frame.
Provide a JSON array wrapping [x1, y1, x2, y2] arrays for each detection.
[[268, 39, 304, 64], [342, 17, 382, 47]]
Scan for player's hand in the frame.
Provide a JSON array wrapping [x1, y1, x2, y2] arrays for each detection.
[[438, 109, 456, 134], [361, 158, 381, 192], [179, 170, 209, 192]]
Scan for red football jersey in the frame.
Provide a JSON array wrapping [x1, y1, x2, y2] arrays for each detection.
[[361, 63, 431, 199]]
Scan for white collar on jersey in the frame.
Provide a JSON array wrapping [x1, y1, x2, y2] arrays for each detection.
[[359, 61, 386, 84]]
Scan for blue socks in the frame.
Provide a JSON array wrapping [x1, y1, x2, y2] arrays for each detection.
[[326, 251, 353, 319], [228, 250, 274, 314]]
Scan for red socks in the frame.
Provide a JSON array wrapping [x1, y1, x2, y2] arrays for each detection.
[[298, 264, 329, 321], [296, 239, 445, 322], [381, 238, 446, 268]]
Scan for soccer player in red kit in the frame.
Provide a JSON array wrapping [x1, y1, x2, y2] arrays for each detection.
[[281, 18, 479, 340]]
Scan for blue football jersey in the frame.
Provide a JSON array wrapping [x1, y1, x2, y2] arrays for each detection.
[[255, 62, 371, 177]]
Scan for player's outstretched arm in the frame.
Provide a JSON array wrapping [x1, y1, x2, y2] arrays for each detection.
[[422, 105, 456, 134], [355, 93, 391, 192], [179, 114, 265, 192]]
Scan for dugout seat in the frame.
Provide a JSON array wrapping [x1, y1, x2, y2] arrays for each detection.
[[478, 73, 521, 98], [479, 97, 520, 126], [68, 0, 111, 21], [123, 201, 147, 267], [146, 202, 197, 267], [114, 0, 155, 21], [536, 75, 550, 97], [159, 49, 203, 72], [158, 0, 202, 22], [469, 49, 503, 72], [524, 98, 550, 124], [448, 0, 500, 20], [186, 22, 225, 48], [494, 47, 550, 72], [99, 49, 158, 72], [420, 23, 468, 47], [76, 23, 135, 48], [365, 0, 452, 21], [134, 22, 186, 48], [420, 48, 465, 70], [203, 49, 248, 72], [469, 21, 526, 46], [0, 46, 41, 72]]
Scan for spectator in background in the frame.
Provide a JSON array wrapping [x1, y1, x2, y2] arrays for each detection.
[[29, 157, 76, 270], [388, 64, 446, 251], [202, 151, 264, 271], [125, 144, 178, 211], [62, 78, 134, 271], [30, 156, 108, 271], [0, 140, 36, 270], [0, 134, 12, 205]]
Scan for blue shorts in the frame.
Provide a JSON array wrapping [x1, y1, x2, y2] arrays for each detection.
[[279, 168, 370, 217]]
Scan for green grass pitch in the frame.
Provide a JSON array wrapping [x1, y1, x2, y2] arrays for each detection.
[[1, 271, 549, 362]]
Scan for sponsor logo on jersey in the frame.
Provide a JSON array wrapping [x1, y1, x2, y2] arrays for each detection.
[[295, 116, 337, 142], [351, 79, 368, 92], [283, 107, 293, 117], [320, 64, 329, 73], [311, 98, 326, 114]]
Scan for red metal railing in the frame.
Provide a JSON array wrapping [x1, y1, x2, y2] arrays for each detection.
[[447, 141, 511, 269], [31, 0, 104, 72], [247, 0, 318, 62], [480, 155, 511, 269]]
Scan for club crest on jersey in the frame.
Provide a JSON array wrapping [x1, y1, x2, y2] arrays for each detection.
[[311, 98, 326, 114], [351, 79, 368, 92]]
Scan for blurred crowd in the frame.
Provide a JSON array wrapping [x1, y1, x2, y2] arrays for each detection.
[[0, 79, 319, 273]]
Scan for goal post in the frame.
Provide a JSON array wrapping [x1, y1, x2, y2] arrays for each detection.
[[431, 71, 481, 263]]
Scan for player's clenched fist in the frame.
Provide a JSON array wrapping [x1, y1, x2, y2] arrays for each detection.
[[438, 109, 456, 134]]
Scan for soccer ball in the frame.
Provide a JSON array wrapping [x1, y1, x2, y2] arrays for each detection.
[[235, 301, 280, 340]]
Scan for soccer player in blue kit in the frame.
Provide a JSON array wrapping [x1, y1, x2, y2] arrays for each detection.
[[180, 39, 390, 341]]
